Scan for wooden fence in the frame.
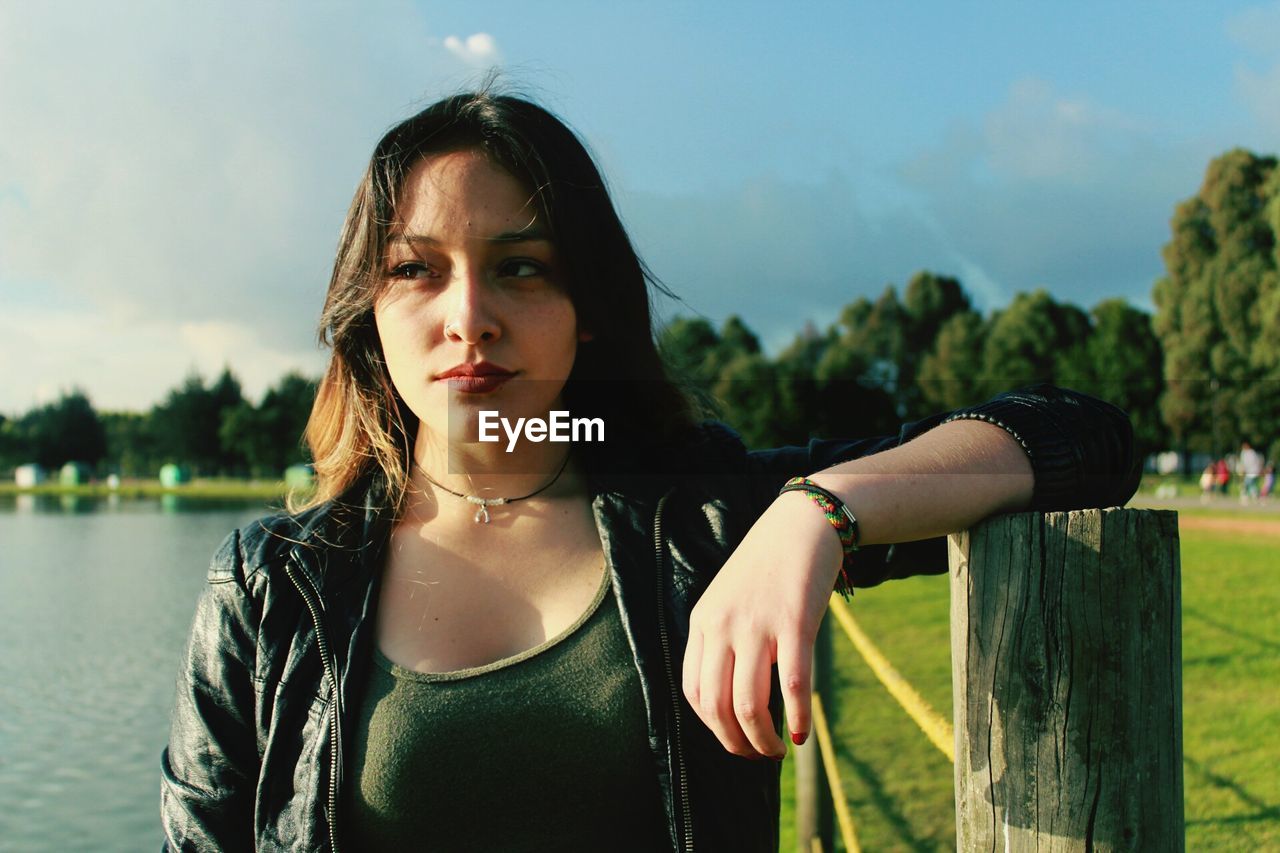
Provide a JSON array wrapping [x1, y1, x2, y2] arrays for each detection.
[[795, 507, 1183, 852]]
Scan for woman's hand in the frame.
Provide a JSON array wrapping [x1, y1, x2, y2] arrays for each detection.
[[681, 491, 844, 760], [681, 419, 1037, 760]]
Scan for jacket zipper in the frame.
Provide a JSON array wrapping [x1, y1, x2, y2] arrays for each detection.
[[653, 490, 694, 852], [285, 560, 343, 853]]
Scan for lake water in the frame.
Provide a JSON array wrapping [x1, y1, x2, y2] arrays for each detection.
[[0, 496, 271, 852]]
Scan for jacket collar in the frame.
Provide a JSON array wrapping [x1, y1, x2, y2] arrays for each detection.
[[286, 475, 392, 596]]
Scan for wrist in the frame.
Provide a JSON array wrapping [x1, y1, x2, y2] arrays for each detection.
[[777, 476, 861, 598], [777, 490, 845, 572]]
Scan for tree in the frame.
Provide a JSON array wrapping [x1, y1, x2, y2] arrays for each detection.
[[12, 390, 107, 470], [220, 373, 317, 476], [918, 310, 988, 410], [977, 289, 1093, 398], [0, 414, 20, 473], [710, 352, 783, 449], [1082, 299, 1166, 459], [901, 272, 974, 419], [659, 315, 768, 422], [1153, 149, 1280, 456], [151, 368, 246, 475], [771, 321, 835, 444], [102, 411, 161, 477]]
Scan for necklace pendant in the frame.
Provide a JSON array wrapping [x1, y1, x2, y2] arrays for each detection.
[[474, 504, 491, 524]]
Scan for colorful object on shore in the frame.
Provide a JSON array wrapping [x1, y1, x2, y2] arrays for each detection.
[[159, 463, 191, 488], [284, 464, 315, 490], [59, 461, 92, 486], [14, 463, 46, 487]]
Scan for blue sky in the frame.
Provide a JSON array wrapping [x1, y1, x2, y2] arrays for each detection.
[[3, 1, 1279, 412]]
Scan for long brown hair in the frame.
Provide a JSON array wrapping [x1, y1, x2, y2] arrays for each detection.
[[294, 89, 697, 514]]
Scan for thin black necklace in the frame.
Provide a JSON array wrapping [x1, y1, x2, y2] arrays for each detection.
[[414, 452, 572, 523]]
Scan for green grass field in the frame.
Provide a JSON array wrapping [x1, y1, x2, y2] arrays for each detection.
[[777, 522, 1280, 851]]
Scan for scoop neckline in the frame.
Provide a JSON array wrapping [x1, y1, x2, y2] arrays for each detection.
[[373, 564, 612, 683]]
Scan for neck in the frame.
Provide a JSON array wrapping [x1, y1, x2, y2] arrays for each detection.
[[409, 427, 579, 505]]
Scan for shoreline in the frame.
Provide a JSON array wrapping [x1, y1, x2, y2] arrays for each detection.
[[0, 480, 296, 501]]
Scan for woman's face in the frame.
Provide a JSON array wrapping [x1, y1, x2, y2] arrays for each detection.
[[374, 149, 586, 452]]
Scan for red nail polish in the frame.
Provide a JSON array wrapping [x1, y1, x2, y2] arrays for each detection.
[[791, 731, 807, 746]]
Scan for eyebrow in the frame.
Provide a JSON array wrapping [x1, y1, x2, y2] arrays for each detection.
[[390, 228, 554, 245]]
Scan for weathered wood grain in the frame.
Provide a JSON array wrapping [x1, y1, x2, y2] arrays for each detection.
[[796, 613, 835, 851], [949, 508, 1183, 851]]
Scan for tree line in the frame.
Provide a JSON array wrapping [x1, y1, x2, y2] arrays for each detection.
[[2, 147, 1277, 478], [663, 147, 1280, 467], [0, 372, 316, 478], [660, 280, 1166, 457]]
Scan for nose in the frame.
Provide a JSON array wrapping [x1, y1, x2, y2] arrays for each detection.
[[443, 267, 501, 345]]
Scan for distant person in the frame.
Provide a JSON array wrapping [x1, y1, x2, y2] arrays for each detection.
[[1215, 457, 1231, 495], [1200, 463, 1216, 504], [1238, 441, 1265, 503], [1262, 464, 1275, 502], [159, 87, 1143, 851]]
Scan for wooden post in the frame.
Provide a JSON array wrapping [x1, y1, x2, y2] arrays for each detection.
[[949, 508, 1183, 851], [795, 611, 834, 852]]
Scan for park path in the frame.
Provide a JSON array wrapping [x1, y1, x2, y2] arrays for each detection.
[[1173, 514, 1280, 537], [1128, 494, 1280, 537]]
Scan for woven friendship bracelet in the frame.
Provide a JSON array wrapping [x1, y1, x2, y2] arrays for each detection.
[[779, 476, 860, 599]]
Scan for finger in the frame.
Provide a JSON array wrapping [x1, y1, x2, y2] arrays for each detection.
[[731, 639, 786, 759], [681, 629, 704, 711], [698, 644, 755, 757], [776, 635, 813, 746]]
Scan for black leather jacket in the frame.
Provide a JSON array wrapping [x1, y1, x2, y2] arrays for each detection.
[[160, 384, 1141, 852]]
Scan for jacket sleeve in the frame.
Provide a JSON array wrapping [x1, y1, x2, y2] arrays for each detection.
[[160, 528, 260, 852], [744, 383, 1142, 587]]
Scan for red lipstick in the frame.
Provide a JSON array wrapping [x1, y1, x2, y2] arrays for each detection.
[[435, 361, 515, 393]]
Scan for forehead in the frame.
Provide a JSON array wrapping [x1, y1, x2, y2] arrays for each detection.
[[393, 149, 541, 238]]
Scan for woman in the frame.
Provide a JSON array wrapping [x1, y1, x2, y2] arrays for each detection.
[[161, 90, 1141, 851]]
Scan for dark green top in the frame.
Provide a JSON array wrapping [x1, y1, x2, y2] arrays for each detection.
[[344, 568, 669, 852]]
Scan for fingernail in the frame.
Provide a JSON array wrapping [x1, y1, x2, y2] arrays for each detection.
[[791, 731, 807, 746]]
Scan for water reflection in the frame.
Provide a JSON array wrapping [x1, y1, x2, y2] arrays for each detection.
[[59, 494, 93, 513], [0, 497, 271, 851], [0, 494, 269, 515]]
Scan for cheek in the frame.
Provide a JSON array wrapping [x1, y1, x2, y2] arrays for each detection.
[[374, 299, 432, 387], [534, 301, 581, 358]]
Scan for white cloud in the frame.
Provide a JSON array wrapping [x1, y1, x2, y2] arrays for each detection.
[[981, 78, 1149, 183], [1236, 62, 1280, 138], [0, 2, 484, 412], [0, 304, 325, 413], [444, 33, 501, 65], [178, 320, 326, 402], [895, 78, 1206, 312], [1227, 3, 1280, 139], [1225, 2, 1280, 58]]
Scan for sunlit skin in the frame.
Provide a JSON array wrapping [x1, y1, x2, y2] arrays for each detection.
[[374, 149, 592, 499]]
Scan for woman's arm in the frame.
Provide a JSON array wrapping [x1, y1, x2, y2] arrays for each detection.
[[681, 417, 1085, 762]]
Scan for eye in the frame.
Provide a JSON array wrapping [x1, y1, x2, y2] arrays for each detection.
[[499, 258, 548, 279], [388, 261, 435, 280]]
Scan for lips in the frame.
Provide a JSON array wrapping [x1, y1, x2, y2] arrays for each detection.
[[435, 362, 515, 394]]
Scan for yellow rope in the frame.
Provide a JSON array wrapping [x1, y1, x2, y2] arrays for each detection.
[[827, 595, 956, 764], [812, 692, 862, 853]]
